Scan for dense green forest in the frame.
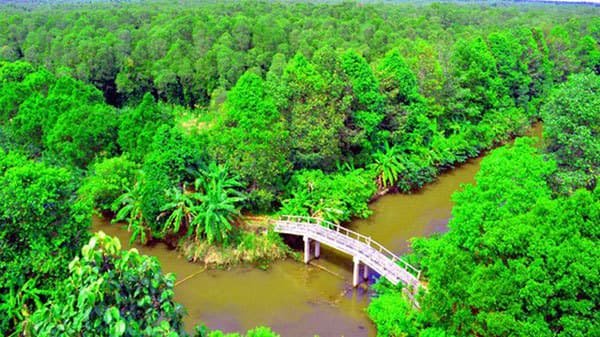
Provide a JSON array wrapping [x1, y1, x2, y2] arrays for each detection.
[[0, 1, 599, 336]]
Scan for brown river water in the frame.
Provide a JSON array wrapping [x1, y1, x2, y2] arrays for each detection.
[[91, 125, 543, 337]]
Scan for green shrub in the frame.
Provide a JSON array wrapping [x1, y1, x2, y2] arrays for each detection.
[[280, 168, 376, 223], [79, 155, 138, 215]]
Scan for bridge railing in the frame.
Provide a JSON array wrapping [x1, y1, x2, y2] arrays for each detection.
[[275, 215, 421, 280]]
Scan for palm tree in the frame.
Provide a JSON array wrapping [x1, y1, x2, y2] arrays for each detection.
[[111, 179, 147, 244], [158, 183, 198, 237], [369, 142, 405, 189], [192, 162, 246, 245], [198, 161, 245, 193]]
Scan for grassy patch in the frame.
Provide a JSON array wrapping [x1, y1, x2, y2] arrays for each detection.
[[180, 227, 290, 269]]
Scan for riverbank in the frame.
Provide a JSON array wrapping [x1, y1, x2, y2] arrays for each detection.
[[179, 228, 291, 269], [87, 124, 544, 337], [90, 141, 508, 337], [177, 123, 543, 271]]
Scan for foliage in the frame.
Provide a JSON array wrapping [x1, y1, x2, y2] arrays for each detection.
[[448, 37, 501, 124], [192, 162, 246, 245], [575, 35, 600, 74], [114, 160, 246, 246], [79, 155, 139, 214], [45, 94, 119, 167], [487, 30, 531, 110], [1, 2, 596, 108], [277, 53, 345, 171], [112, 177, 148, 245], [547, 25, 578, 83], [367, 281, 420, 337], [209, 71, 290, 210], [0, 151, 90, 335], [0, 62, 118, 167], [340, 49, 386, 162], [280, 168, 376, 223], [1, 2, 599, 336], [407, 139, 599, 336], [0, 61, 37, 122], [139, 125, 204, 234], [117, 92, 173, 162], [159, 184, 198, 238], [542, 73, 600, 194], [378, 49, 421, 106], [369, 142, 405, 189], [29, 232, 187, 336]]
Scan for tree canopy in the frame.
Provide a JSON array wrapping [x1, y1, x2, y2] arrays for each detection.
[[542, 73, 600, 194], [369, 139, 600, 337]]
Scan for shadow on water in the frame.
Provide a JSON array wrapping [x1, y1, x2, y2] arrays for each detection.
[[91, 124, 543, 337]]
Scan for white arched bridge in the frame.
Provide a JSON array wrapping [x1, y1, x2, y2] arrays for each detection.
[[270, 215, 423, 304]]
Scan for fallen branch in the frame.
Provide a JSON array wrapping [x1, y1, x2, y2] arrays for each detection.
[[174, 267, 207, 287]]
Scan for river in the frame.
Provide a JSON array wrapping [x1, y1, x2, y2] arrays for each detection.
[[91, 124, 543, 337]]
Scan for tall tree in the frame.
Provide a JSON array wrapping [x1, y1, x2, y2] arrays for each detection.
[[575, 35, 600, 75], [488, 31, 531, 110], [210, 71, 290, 210], [547, 25, 577, 83], [448, 37, 501, 124], [279, 53, 344, 170], [0, 151, 90, 334], [542, 73, 600, 194], [411, 138, 600, 336], [340, 49, 386, 161], [377, 49, 421, 106], [117, 92, 172, 162]]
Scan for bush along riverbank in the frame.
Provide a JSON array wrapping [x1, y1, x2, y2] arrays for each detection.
[[367, 74, 600, 337], [74, 34, 552, 268], [180, 227, 291, 269]]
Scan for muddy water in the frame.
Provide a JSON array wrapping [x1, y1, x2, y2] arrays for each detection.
[[93, 218, 375, 337], [91, 125, 543, 337]]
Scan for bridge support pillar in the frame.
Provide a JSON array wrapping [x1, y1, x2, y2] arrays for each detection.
[[314, 241, 320, 259], [303, 235, 310, 264], [353, 256, 360, 287], [363, 265, 369, 280]]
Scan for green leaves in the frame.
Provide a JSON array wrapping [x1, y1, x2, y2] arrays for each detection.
[[159, 184, 196, 236], [378, 49, 421, 106], [117, 92, 173, 162], [29, 232, 187, 337], [192, 162, 246, 245], [280, 168, 376, 224], [103, 306, 119, 324], [367, 286, 420, 337], [210, 71, 290, 210], [277, 53, 345, 171], [542, 73, 600, 194], [369, 142, 405, 189], [340, 50, 386, 160], [0, 62, 118, 167], [79, 155, 139, 214], [449, 37, 501, 123], [404, 140, 600, 337], [0, 151, 90, 334], [112, 320, 126, 337], [112, 178, 148, 245]]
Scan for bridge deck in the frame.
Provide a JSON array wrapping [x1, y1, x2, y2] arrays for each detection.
[[271, 215, 422, 293]]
